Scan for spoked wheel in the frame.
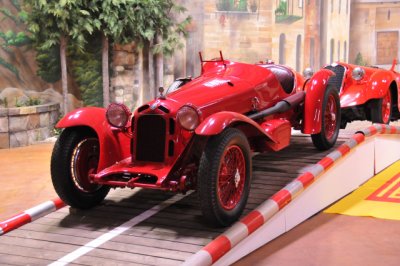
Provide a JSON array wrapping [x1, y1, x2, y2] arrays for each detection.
[[371, 89, 392, 124], [198, 128, 251, 227], [51, 128, 110, 209], [218, 145, 246, 211], [311, 85, 341, 150]]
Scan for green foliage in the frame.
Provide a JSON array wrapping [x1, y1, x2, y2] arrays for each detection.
[[0, 30, 31, 46], [36, 45, 61, 83], [70, 35, 103, 107], [18, 10, 28, 22], [0, 7, 19, 24], [11, 0, 21, 11], [87, 0, 191, 56], [25, 0, 191, 59], [24, 0, 191, 108], [52, 113, 63, 136], [0, 57, 19, 78], [0, 97, 8, 108], [275, 15, 302, 24], [0, 2, 32, 80], [15, 96, 41, 107], [354, 52, 368, 66], [216, 0, 248, 11], [275, 0, 287, 15], [24, 0, 94, 50]]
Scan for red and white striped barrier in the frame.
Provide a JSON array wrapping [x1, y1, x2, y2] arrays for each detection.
[[0, 198, 65, 235], [183, 124, 400, 266]]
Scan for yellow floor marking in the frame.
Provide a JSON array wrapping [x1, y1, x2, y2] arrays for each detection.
[[325, 160, 400, 220]]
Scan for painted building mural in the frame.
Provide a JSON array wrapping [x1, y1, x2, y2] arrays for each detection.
[[0, 0, 399, 113]]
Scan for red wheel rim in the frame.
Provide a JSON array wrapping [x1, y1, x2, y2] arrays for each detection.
[[381, 90, 391, 124], [324, 94, 337, 140], [71, 138, 101, 193], [217, 145, 246, 210]]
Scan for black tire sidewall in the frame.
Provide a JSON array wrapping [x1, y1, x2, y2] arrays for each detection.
[[371, 89, 392, 124], [51, 128, 110, 209], [311, 85, 341, 150], [198, 128, 251, 227]]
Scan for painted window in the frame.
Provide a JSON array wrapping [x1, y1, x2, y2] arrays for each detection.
[[377, 31, 399, 64]]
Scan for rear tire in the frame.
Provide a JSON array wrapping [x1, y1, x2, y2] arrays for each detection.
[[371, 89, 392, 124], [51, 128, 109, 209], [311, 85, 341, 150], [198, 128, 251, 227]]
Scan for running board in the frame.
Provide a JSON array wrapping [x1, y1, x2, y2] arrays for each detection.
[[184, 124, 400, 266]]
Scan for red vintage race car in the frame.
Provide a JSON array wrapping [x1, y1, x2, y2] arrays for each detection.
[[323, 60, 400, 128], [51, 53, 340, 226]]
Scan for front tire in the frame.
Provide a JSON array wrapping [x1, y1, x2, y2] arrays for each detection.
[[311, 85, 341, 150], [51, 128, 110, 209], [198, 128, 251, 227], [371, 89, 392, 124]]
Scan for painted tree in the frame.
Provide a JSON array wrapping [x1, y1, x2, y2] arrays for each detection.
[[86, 0, 191, 106], [0, 1, 31, 80], [24, 0, 94, 114], [25, 0, 190, 110]]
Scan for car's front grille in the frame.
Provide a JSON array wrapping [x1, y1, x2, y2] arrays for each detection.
[[324, 65, 346, 92], [136, 115, 166, 162]]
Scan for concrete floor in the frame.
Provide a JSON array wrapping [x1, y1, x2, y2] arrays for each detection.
[[0, 121, 399, 264], [235, 213, 400, 266], [0, 142, 57, 220]]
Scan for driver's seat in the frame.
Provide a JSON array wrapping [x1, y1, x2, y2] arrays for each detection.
[[263, 65, 295, 94]]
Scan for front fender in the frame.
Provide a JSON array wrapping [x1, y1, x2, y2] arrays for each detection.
[[57, 107, 107, 129], [303, 69, 334, 134], [341, 70, 393, 107], [195, 111, 275, 142], [366, 70, 393, 100], [57, 107, 131, 171]]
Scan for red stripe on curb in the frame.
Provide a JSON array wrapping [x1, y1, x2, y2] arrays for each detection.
[[184, 125, 400, 266], [381, 126, 386, 134], [53, 198, 66, 209], [369, 125, 378, 135], [271, 189, 292, 210], [203, 235, 231, 263], [337, 143, 351, 156], [0, 198, 65, 235], [240, 210, 264, 234], [0, 213, 31, 234], [297, 172, 315, 189], [352, 133, 365, 144], [318, 157, 334, 170]]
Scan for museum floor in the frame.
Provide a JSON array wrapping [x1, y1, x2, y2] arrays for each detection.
[[0, 121, 399, 265]]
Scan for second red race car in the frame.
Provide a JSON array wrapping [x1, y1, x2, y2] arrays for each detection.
[[323, 59, 400, 128], [51, 52, 340, 227]]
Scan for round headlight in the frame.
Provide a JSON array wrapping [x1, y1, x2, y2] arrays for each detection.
[[177, 106, 200, 131], [303, 67, 314, 79], [106, 103, 131, 128], [352, 67, 365, 81]]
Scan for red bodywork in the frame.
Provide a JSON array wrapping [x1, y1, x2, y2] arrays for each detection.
[[324, 61, 400, 126], [57, 59, 333, 192]]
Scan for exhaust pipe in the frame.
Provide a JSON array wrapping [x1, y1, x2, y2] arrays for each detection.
[[248, 91, 305, 120]]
